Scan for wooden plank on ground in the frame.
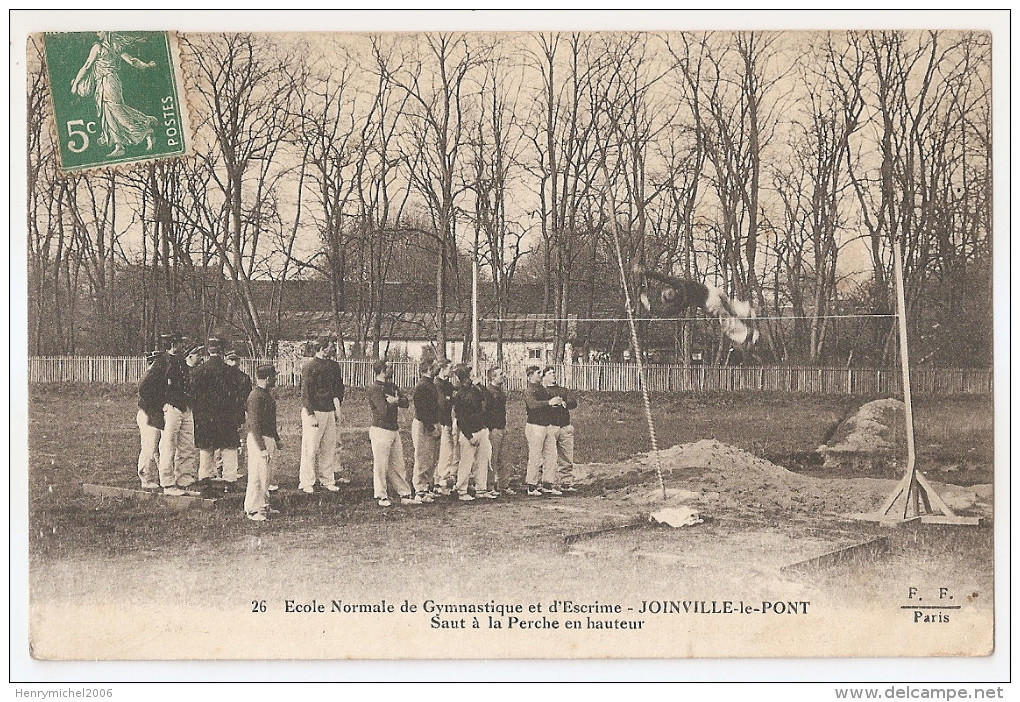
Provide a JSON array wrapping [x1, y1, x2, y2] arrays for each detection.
[[82, 483, 219, 510], [919, 515, 983, 526], [846, 512, 922, 527], [563, 520, 648, 545], [781, 536, 890, 572]]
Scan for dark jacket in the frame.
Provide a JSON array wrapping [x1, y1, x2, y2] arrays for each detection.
[[545, 383, 577, 427], [524, 381, 553, 426], [453, 383, 488, 440], [163, 353, 191, 412], [413, 376, 441, 431], [302, 356, 341, 413], [137, 357, 167, 430], [435, 377, 455, 426], [246, 386, 279, 451], [191, 356, 241, 449], [229, 365, 252, 429], [483, 383, 507, 430], [367, 380, 408, 431], [326, 357, 346, 407]]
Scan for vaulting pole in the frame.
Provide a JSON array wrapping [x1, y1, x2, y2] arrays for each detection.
[[472, 228, 480, 372]]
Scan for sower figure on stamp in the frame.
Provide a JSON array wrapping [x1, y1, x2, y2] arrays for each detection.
[[367, 359, 419, 507], [192, 338, 243, 491], [433, 358, 459, 495], [158, 333, 200, 496], [299, 336, 341, 494], [541, 365, 578, 494], [70, 32, 158, 158], [323, 340, 350, 487], [483, 365, 512, 496], [135, 349, 165, 491], [411, 359, 441, 503], [451, 364, 493, 502], [523, 365, 557, 497], [244, 364, 282, 522]]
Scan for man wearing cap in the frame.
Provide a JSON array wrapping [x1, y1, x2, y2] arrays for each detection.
[[367, 359, 418, 507], [244, 364, 282, 521], [451, 364, 493, 502], [158, 334, 200, 496], [135, 350, 165, 490], [192, 338, 243, 489], [410, 359, 441, 502], [299, 336, 341, 494]]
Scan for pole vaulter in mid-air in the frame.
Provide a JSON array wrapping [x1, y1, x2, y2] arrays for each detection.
[[633, 264, 760, 348]]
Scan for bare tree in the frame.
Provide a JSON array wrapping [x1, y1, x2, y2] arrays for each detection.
[[180, 32, 300, 354]]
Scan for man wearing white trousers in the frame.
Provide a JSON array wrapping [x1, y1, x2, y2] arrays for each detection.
[[158, 334, 200, 496], [523, 365, 559, 497], [451, 364, 492, 502], [299, 336, 341, 494], [411, 359, 440, 502], [433, 358, 459, 493], [367, 359, 418, 507], [135, 350, 165, 490], [244, 364, 282, 521], [542, 365, 579, 494]]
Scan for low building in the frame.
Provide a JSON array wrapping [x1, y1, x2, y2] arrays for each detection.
[[277, 310, 575, 365]]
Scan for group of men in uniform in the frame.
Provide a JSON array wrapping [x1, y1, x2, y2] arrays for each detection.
[[136, 333, 280, 520], [137, 331, 580, 520], [375, 357, 579, 506]]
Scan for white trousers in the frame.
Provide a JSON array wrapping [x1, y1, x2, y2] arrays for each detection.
[[299, 410, 337, 490], [456, 428, 491, 494], [551, 424, 576, 485], [411, 418, 440, 494], [524, 423, 557, 486], [436, 423, 460, 486], [369, 426, 411, 500], [136, 409, 160, 486], [244, 435, 275, 515], [159, 405, 196, 488], [200, 448, 239, 482]]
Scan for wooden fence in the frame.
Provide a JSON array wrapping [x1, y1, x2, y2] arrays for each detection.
[[27, 356, 993, 396]]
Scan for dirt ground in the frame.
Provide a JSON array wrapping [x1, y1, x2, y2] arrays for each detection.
[[23, 385, 996, 659]]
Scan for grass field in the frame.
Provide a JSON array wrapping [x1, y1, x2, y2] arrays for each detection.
[[24, 384, 996, 659]]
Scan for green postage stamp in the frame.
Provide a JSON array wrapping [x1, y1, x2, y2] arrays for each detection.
[[42, 31, 191, 171]]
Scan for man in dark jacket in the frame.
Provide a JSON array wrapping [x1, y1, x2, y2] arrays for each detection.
[[192, 338, 243, 488], [523, 365, 556, 496], [323, 340, 350, 487], [433, 358, 458, 494], [158, 333, 200, 496], [299, 336, 342, 494], [483, 365, 510, 496], [244, 364, 282, 521], [451, 364, 492, 502], [136, 350, 165, 490], [367, 359, 417, 507], [542, 365, 579, 494], [411, 359, 441, 502]]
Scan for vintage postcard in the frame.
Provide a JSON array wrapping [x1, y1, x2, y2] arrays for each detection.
[[11, 9, 1009, 681]]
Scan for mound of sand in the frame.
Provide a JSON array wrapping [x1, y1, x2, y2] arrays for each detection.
[[570, 438, 990, 518], [817, 399, 906, 473]]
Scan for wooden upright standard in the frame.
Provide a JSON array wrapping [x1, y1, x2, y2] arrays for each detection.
[[852, 235, 980, 526]]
